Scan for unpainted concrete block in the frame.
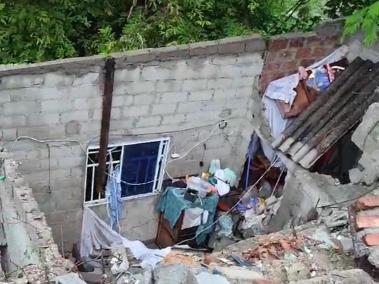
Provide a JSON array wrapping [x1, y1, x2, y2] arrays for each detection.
[[156, 80, 183, 92], [0, 115, 27, 128], [44, 73, 74, 87], [122, 105, 150, 117], [3, 101, 40, 115], [133, 94, 156, 105], [151, 103, 177, 115], [187, 90, 214, 101], [136, 116, 162, 128], [41, 99, 73, 113], [72, 72, 99, 86], [161, 114, 186, 125]]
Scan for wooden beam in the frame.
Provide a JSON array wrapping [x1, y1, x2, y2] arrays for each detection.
[[96, 58, 115, 194]]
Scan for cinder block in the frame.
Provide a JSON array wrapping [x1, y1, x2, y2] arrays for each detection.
[[207, 78, 233, 89], [136, 116, 162, 128], [151, 103, 177, 115], [114, 67, 141, 82], [73, 97, 102, 110], [177, 101, 205, 113], [125, 81, 155, 94], [182, 79, 208, 92], [156, 80, 183, 92], [133, 94, 156, 105], [231, 76, 255, 88], [3, 101, 40, 115], [0, 115, 26, 128], [43, 73, 74, 87], [245, 36, 266, 52], [112, 95, 134, 107], [161, 114, 186, 125], [0, 74, 44, 89], [187, 90, 214, 101], [57, 157, 84, 169], [214, 88, 237, 100], [60, 111, 89, 123], [72, 72, 99, 86], [123, 105, 150, 117], [141, 65, 176, 81], [27, 113, 60, 126], [188, 41, 218, 56], [1, 128, 17, 140], [0, 92, 11, 103], [109, 119, 136, 132], [41, 99, 73, 113], [217, 65, 244, 78], [185, 111, 220, 123], [218, 38, 245, 54], [159, 91, 188, 103], [235, 87, 253, 98], [17, 126, 57, 138]]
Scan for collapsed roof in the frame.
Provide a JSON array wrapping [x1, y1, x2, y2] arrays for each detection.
[[272, 57, 379, 168]]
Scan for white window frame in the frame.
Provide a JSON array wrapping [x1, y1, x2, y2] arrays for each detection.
[[84, 137, 170, 206]]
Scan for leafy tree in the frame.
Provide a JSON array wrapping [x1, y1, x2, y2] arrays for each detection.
[[0, 0, 377, 64], [343, 1, 379, 46]]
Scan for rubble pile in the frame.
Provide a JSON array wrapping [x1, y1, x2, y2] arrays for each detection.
[[241, 233, 305, 261]]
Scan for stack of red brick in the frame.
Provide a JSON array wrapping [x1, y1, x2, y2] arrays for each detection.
[[355, 195, 379, 246]]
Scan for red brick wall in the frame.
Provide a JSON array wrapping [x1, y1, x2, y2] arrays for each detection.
[[259, 33, 340, 93]]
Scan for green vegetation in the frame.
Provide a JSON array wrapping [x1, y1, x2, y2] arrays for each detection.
[[0, 0, 377, 64]]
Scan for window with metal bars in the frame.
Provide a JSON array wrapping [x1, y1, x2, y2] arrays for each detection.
[[84, 138, 170, 205]]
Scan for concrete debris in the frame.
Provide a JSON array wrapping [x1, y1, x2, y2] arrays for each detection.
[[289, 269, 375, 284], [351, 102, 379, 186], [213, 266, 265, 282], [153, 264, 198, 284], [110, 247, 129, 275], [195, 271, 230, 284], [54, 273, 86, 284]]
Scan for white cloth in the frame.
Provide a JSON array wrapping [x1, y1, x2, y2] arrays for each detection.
[[181, 207, 205, 229], [214, 169, 230, 196], [264, 45, 349, 106], [80, 207, 170, 268]]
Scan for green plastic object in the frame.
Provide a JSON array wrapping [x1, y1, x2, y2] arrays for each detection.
[[0, 176, 5, 182]]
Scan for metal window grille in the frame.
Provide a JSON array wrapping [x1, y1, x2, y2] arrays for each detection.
[[84, 138, 170, 205]]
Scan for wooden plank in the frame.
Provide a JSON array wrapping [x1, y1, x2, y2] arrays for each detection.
[[96, 58, 115, 194]]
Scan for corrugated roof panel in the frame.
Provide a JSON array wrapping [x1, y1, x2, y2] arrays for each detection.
[[272, 57, 379, 168]]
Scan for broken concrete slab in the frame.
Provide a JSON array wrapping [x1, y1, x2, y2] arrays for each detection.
[[289, 269, 375, 284], [54, 273, 86, 284], [350, 101, 379, 185], [153, 264, 198, 284]]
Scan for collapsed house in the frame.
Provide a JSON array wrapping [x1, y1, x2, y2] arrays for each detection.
[[0, 19, 379, 283]]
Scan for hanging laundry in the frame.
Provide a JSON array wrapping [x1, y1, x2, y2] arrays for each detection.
[[106, 157, 123, 231]]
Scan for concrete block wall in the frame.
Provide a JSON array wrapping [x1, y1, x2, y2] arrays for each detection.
[[0, 20, 345, 251], [0, 35, 266, 250]]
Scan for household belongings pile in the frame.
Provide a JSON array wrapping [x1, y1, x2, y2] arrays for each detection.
[[156, 161, 238, 246], [157, 158, 284, 250]]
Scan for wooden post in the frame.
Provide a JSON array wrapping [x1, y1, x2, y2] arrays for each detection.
[[96, 58, 115, 194]]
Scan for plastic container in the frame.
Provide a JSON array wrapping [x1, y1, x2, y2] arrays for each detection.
[[187, 176, 210, 198]]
